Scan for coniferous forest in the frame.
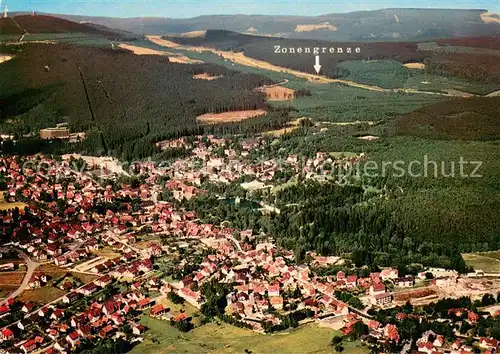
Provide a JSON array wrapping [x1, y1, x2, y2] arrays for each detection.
[[0, 43, 284, 159], [167, 30, 500, 86]]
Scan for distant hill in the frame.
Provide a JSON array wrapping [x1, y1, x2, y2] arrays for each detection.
[[0, 15, 138, 40], [40, 8, 500, 41], [396, 97, 500, 140]]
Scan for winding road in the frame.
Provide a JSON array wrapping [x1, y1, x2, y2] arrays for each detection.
[[0, 249, 40, 306]]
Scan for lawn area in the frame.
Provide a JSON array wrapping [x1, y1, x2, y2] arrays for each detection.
[[18, 286, 66, 304], [38, 264, 68, 279], [157, 296, 198, 318], [132, 320, 367, 354], [463, 252, 500, 273], [37, 264, 98, 284], [92, 247, 121, 260], [71, 272, 99, 284]]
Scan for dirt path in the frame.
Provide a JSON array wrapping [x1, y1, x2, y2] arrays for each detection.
[[147, 35, 472, 97]]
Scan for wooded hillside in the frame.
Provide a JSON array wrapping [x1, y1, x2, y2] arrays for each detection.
[[0, 43, 277, 159]]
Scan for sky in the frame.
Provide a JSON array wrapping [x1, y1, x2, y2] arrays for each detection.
[[8, 0, 500, 18]]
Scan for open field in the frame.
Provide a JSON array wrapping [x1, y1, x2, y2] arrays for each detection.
[[179, 31, 207, 38], [35, 263, 96, 283], [157, 295, 198, 318], [193, 73, 223, 80], [197, 110, 267, 124], [295, 22, 337, 32], [38, 264, 68, 279], [403, 62, 425, 69], [93, 247, 121, 260], [119, 43, 171, 56], [264, 117, 304, 136], [132, 320, 367, 354], [18, 286, 66, 304], [0, 201, 27, 211], [463, 252, 500, 273], [72, 272, 99, 284], [0, 286, 17, 298], [119, 43, 201, 64], [0, 272, 25, 286], [256, 85, 295, 101], [168, 56, 203, 64]]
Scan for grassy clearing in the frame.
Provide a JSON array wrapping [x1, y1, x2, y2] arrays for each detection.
[[71, 272, 99, 284], [18, 286, 66, 304], [158, 296, 198, 318], [463, 253, 500, 273], [93, 247, 121, 260], [477, 251, 500, 261], [132, 320, 367, 354], [38, 264, 68, 279]]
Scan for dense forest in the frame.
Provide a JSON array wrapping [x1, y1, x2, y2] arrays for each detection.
[[395, 97, 500, 140], [0, 43, 289, 159], [266, 181, 471, 272], [166, 30, 500, 86], [183, 180, 473, 272], [166, 30, 426, 78]]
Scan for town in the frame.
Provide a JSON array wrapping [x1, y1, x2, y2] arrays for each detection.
[[0, 134, 499, 353]]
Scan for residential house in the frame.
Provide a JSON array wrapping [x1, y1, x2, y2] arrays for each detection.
[[371, 292, 392, 306], [150, 304, 169, 317], [479, 338, 500, 351], [1, 328, 13, 340], [369, 282, 386, 295], [270, 296, 284, 310], [397, 276, 414, 288]]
